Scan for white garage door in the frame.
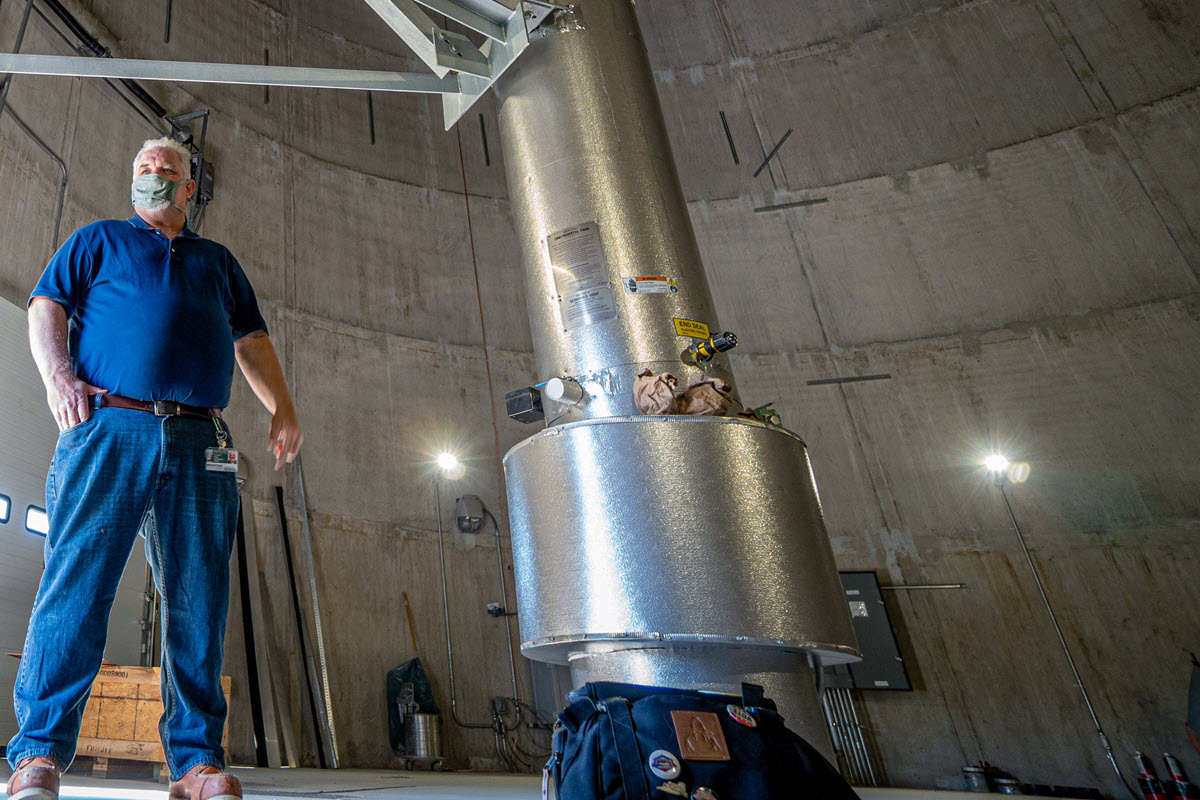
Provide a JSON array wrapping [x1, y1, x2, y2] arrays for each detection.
[[0, 296, 149, 745]]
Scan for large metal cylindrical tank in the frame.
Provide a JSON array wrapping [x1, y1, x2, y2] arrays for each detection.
[[493, 0, 736, 423], [492, 0, 858, 746]]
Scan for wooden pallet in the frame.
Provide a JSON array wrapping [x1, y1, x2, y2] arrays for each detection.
[[76, 666, 231, 783], [81, 754, 171, 784]]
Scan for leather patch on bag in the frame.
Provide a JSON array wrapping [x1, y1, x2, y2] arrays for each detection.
[[670, 710, 731, 761]]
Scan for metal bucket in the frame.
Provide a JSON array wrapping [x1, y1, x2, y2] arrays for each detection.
[[403, 713, 442, 762]]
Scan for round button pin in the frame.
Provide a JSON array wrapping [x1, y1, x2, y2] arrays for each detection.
[[648, 749, 682, 780], [727, 703, 758, 728]]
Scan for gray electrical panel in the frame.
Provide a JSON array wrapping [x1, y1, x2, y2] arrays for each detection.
[[823, 571, 912, 691]]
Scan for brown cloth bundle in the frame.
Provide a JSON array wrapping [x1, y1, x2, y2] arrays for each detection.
[[634, 371, 735, 416], [634, 369, 679, 414], [678, 376, 735, 416]]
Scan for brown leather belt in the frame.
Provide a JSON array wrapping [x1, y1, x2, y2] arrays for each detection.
[[97, 394, 221, 420]]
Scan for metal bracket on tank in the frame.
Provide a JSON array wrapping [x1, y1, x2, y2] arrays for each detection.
[[432, 0, 576, 126], [523, 1, 566, 32], [530, 3, 586, 39]]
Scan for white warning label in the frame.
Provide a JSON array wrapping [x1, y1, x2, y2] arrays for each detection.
[[562, 285, 618, 331], [624, 276, 677, 294], [547, 221, 618, 330], [547, 221, 608, 296]]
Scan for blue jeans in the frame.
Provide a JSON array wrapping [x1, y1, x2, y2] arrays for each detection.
[[7, 407, 239, 780]]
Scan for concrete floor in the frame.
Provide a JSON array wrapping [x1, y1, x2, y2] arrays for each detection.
[[0, 767, 1040, 800], [1, 767, 538, 800]]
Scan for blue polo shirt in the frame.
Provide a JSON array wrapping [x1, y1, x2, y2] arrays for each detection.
[[29, 216, 267, 409]]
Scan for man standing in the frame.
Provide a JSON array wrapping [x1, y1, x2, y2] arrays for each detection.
[[6, 137, 302, 800]]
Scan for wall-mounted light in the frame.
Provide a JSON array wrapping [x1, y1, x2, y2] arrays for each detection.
[[983, 453, 1010, 474], [982, 453, 1032, 484], [436, 452, 464, 480]]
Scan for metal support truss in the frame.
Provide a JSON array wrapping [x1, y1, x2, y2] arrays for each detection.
[[0, 0, 562, 129], [0, 53, 459, 94]]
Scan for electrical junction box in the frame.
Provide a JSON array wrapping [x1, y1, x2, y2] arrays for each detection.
[[823, 571, 912, 691], [190, 154, 214, 203], [505, 386, 544, 424]]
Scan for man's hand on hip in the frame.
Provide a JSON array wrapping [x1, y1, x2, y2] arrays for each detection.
[[28, 296, 107, 430], [268, 401, 303, 471], [47, 369, 108, 431]]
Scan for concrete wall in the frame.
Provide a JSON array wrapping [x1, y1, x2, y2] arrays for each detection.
[[1, 0, 1198, 792], [639, 0, 1200, 793]]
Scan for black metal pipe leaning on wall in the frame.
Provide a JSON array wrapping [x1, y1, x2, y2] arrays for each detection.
[[37, 0, 169, 119]]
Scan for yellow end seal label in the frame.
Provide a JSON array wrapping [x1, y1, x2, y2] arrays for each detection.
[[673, 318, 710, 339]]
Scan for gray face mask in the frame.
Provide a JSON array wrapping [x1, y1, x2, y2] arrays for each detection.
[[131, 173, 189, 213]]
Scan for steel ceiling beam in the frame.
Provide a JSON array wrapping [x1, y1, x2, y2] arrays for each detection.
[[360, 0, 490, 79], [0, 53, 460, 93], [412, 0, 506, 41], [0, 0, 561, 128]]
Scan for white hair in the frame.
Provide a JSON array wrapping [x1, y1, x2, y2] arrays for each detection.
[[132, 137, 192, 178]]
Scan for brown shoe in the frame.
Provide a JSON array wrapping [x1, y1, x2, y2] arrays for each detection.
[[6, 756, 61, 800], [167, 764, 242, 800]]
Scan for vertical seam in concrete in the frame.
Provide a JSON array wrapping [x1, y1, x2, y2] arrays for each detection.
[[1032, 0, 1200, 282], [282, 6, 298, 391], [455, 122, 524, 709], [63, 72, 83, 230], [62, 74, 80, 175], [709, 0, 742, 66], [907, 592, 985, 765], [709, 0, 786, 190], [739, 86, 774, 186], [384, 337, 400, 499], [1106, 118, 1200, 283], [742, 83, 786, 190], [1030, 0, 1116, 115], [781, 216, 896, 535]]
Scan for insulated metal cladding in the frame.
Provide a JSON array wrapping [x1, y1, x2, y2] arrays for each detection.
[[493, 0, 734, 424], [504, 417, 857, 665], [491, 0, 859, 742]]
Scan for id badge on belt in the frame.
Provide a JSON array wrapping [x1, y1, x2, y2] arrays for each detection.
[[204, 416, 239, 473]]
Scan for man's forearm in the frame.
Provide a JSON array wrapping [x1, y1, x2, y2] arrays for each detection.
[[235, 331, 303, 469], [234, 331, 294, 414], [28, 297, 72, 386], [29, 296, 106, 430]]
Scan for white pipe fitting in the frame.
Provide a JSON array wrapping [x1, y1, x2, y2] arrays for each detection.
[[544, 377, 585, 406]]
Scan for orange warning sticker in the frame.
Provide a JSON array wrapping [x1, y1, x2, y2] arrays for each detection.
[[624, 276, 678, 294]]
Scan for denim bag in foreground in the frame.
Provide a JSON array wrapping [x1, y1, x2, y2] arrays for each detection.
[[545, 682, 860, 800]]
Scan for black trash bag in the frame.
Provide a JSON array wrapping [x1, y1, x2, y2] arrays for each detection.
[[387, 657, 441, 757]]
